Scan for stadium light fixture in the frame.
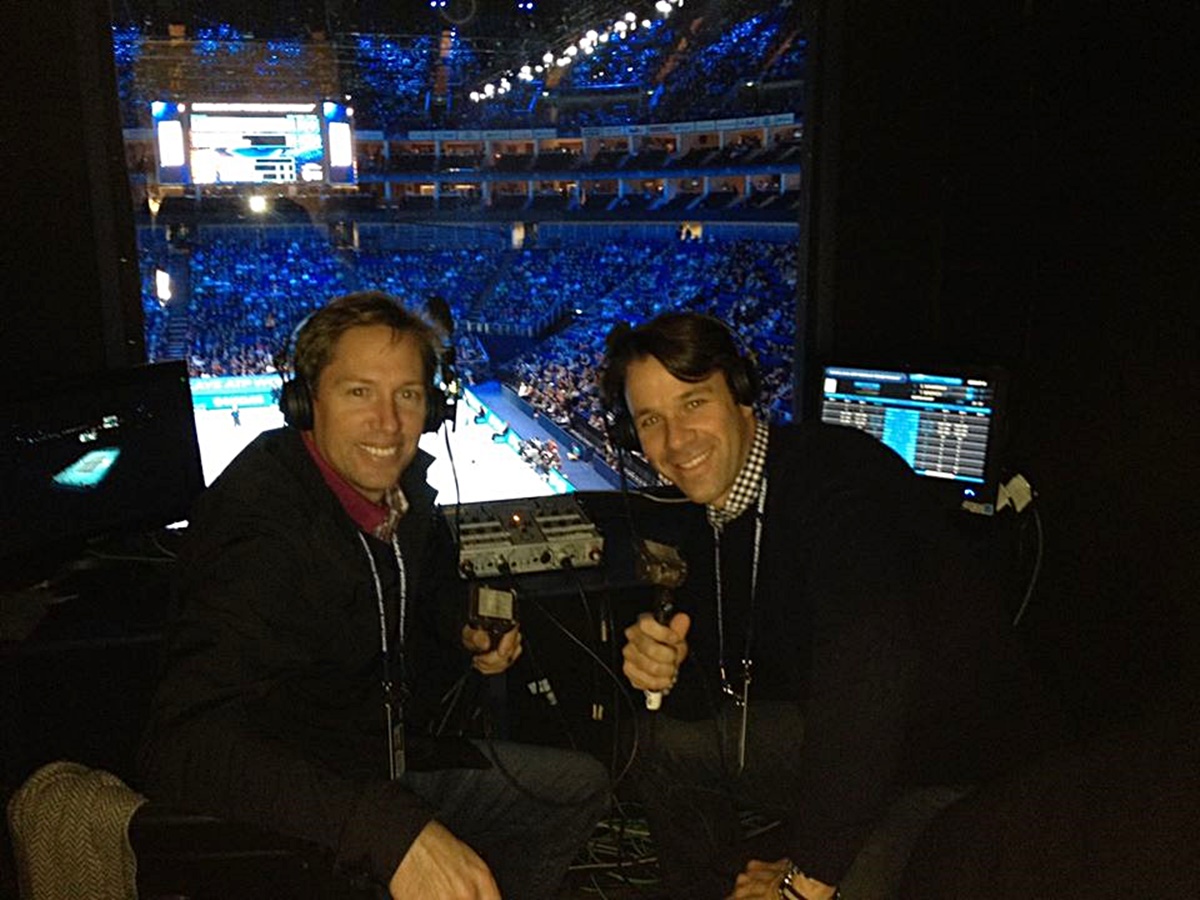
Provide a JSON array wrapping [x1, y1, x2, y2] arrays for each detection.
[[468, 1, 682, 106], [155, 269, 171, 302], [248, 196, 269, 214]]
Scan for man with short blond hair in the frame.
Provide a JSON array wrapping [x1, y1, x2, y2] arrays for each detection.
[[140, 292, 609, 899]]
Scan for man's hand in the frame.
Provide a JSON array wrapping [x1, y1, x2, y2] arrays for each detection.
[[462, 623, 523, 675], [728, 858, 838, 900], [622, 610, 691, 694], [389, 820, 500, 900], [728, 857, 790, 899]]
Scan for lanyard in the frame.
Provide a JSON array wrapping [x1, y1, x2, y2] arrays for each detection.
[[713, 475, 768, 700], [713, 476, 767, 774], [358, 531, 408, 779]]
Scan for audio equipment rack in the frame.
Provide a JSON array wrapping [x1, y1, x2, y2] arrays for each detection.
[[446, 495, 604, 578]]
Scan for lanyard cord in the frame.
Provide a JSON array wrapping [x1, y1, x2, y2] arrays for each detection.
[[714, 476, 768, 688], [358, 531, 408, 705]]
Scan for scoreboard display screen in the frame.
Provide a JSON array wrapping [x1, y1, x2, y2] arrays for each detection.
[[153, 100, 356, 186], [819, 364, 1008, 513]]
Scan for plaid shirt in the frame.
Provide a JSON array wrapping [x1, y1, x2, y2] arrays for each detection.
[[707, 420, 769, 529]]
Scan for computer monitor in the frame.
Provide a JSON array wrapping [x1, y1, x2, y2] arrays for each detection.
[[0, 361, 205, 571], [819, 363, 1008, 514]]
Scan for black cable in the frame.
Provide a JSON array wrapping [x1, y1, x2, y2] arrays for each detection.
[[562, 559, 605, 732], [515, 616, 582, 751], [523, 590, 643, 795], [433, 663, 476, 738], [440, 413, 463, 549], [1011, 504, 1044, 628], [601, 591, 624, 782]]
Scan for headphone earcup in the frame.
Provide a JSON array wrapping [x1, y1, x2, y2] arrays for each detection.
[[608, 405, 641, 453], [280, 377, 313, 430], [423, 386, 447, 434]]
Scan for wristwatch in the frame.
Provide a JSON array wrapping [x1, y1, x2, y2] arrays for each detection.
[[778, 864, 804, 900], [778, 862, 842, 900]]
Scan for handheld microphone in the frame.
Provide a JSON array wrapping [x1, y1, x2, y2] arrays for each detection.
[[634, 539, 687, 710]]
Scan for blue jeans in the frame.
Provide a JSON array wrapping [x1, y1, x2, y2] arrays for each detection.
[[402, 739, 609, 900], [635, 701, 806, 899]]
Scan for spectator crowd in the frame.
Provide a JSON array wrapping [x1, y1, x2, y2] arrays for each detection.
[[140, 227, 797, 468]]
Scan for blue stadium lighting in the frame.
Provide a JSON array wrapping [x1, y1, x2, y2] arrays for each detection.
[[151, 100, 168, 118]]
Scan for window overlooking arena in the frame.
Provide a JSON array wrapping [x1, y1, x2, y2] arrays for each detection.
[[113, 0, 808, 498]]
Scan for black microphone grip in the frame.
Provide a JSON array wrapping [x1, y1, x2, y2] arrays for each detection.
[[633, 539, 686, 712], [645, 586, 676, 710]]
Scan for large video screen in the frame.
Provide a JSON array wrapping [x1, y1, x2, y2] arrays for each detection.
[[186, 376, 569, 504], [153, 100, 356, 186]]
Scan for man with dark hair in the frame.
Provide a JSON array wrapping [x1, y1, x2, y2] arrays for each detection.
[[600, 311, 1052, 900], [139, 292, 609, 899]]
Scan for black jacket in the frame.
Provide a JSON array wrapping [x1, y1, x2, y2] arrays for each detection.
[[659, 423, 1051, 884], [137, 426, 471, 885]]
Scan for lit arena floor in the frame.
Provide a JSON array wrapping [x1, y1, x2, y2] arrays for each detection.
[[194, 393, 564, 503]]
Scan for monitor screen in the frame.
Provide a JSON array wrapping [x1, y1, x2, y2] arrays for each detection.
[[0, 361, 205, 567], [819, 364, 1007, 513]]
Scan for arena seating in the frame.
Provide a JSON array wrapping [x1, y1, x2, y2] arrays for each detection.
[[138, 225, 796, 466], [110, 0, 803, 132]]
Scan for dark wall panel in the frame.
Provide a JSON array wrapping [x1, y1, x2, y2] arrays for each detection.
[[0, 0, 144, 379], [808, 0, 1199, 728]]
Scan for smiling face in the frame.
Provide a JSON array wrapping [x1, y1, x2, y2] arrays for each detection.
[[624, 354, 756, 508], [309, 324, 429, 503]]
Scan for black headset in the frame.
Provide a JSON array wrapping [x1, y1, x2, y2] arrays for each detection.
[[278, 313, 447, 434], [605, 319, 760, 454]]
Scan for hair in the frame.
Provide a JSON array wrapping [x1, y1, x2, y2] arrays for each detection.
[[599, 311, 760, 452], [292, 291, 440, 394], [600, 311, 758, 413]]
